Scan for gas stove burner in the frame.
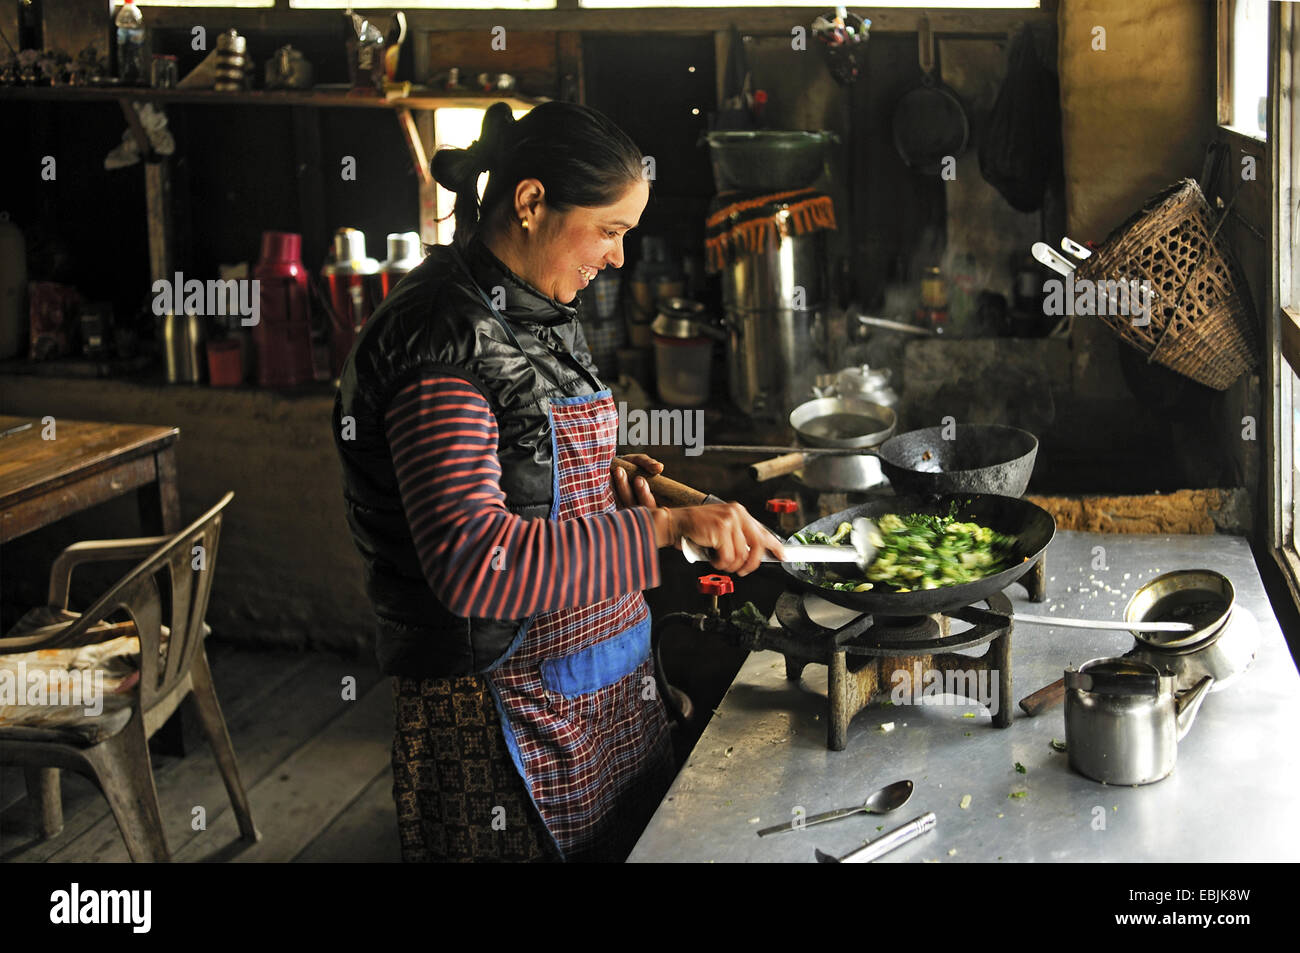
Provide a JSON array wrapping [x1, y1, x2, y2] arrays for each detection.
[[764, 588, 1015, 750]]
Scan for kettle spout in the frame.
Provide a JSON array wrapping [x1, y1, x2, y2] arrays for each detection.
[[1175, 675, 1215, 742]]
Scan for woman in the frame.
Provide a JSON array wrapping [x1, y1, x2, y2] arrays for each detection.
[[333, 101, 782, 863]]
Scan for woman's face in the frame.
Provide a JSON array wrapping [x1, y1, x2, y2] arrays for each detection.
[[528, 179, 649, 304]]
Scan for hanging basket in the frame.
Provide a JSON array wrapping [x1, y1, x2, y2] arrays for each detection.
[[1074, 178, 1258, 390]]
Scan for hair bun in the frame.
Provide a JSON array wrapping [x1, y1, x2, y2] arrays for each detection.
[[430, 101, 517, 195]]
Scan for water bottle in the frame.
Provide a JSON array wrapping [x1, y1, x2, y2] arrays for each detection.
[[114, 0, 146, 86]]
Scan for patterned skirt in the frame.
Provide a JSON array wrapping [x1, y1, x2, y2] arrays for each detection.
[[392, 674, 560, 863], [391, 672, 675, 862]]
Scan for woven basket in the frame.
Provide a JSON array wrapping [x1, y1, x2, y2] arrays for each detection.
[[1074, 178, 1258, 390]]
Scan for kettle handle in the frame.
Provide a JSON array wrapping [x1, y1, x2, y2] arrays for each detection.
[[1175, 675, 1215, 742]]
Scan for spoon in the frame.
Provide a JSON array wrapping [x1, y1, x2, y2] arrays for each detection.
[[756, 778, 913, 836], [683, 517, 880, 570]]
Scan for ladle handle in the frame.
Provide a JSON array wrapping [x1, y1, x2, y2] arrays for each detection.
[[613, 458, 722, 508], [1019, 678, 1066, 717], [1015, 613, 1193, 633], [751, 453, 806, 482]]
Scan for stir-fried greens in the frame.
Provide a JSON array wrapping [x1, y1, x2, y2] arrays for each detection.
[[792, 508, 1016, 592]]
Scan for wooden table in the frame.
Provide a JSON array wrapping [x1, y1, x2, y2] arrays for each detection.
[[0, 415, 181, 544]]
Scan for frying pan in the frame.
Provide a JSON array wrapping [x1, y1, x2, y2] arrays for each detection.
[[731, 423, 1039, 497], [892, 16, 970, 174], [783, 493, 1056, 617], [615, 460, 1055, 616]]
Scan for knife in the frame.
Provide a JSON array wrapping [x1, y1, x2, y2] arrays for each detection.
[[814, 811, 937, 863]]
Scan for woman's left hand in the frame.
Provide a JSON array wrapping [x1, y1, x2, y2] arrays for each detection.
[[612, 454, 663, 509]]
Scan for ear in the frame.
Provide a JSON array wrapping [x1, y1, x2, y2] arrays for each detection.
[[513, 178, 546, 220]]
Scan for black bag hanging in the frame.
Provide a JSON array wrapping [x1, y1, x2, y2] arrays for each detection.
[[978, 26, 1062, 213]]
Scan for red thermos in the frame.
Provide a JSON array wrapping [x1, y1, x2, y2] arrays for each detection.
[[252, 231, 315, 387], [321, 227, 381, 377]]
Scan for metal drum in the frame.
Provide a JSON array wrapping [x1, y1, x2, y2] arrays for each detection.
[[721, 229, 832, 420]]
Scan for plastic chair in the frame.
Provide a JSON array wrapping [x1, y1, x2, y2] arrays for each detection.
[[0, 491, 258, 861]]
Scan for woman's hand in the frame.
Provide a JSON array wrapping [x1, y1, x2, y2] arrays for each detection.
[[651, 502, 785, 577], [612, 454, 663, 510]]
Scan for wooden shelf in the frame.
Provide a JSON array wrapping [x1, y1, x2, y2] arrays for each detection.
[[0, 85, 544, 113]]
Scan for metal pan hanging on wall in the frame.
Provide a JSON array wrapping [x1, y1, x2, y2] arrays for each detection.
[[892, 16, 970, 175]]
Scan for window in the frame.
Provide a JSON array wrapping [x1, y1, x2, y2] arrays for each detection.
[[580, 1, 1038, 6], [432, 106, 532, 247], [290, 1, 555, 7], [1219, 0, 1269, 139], [130, 1, 556, 7], [1273, 2, 1300, 600]]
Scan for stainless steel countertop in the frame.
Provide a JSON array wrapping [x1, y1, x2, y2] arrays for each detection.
[[628, 531, 1300, 862]]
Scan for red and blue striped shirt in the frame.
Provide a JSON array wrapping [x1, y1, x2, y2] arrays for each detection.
[[384, 376, 661, 620]]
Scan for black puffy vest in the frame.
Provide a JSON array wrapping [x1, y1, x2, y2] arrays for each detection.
[[332, 236, 604, 678]]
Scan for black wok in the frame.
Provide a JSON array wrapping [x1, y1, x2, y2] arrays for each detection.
[[783, 493, 1056, 616], [879, 424, 1038, 497]]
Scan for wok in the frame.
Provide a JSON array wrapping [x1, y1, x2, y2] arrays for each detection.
[[734, 423, 1040, 497], [783, 493, 1056, 616], [879, 424, 1038, 497]]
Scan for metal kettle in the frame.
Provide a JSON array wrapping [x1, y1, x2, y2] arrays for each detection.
[[1064, 657, 1213, 786]]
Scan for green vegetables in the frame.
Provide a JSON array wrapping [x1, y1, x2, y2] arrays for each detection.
[[795, 507, 1016, 594]]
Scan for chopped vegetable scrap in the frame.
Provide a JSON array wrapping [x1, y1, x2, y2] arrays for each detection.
[[1015, 762, 1027, 774]]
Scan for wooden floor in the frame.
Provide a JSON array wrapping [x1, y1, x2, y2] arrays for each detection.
[[0, 641, 401, 863]]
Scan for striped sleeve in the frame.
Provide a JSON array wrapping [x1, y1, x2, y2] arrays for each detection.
[[384, 374, 662, 620]]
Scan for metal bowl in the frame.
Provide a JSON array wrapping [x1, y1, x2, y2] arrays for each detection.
[[1124, 569, 1235, 648], [702, 131, 837, 192]]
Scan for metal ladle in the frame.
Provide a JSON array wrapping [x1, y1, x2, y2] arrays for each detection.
[[758, 779, 914, 836]]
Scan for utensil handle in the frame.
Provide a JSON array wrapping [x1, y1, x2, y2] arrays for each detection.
[[751, 453, 806, 481], [1015, 613, 1193, 633], [758, 805, 863, 837], [613, 458, 718, 507], [1018, 677, 1065, 717], [834, 811, 937, 863], [681, 540, 857, 565]]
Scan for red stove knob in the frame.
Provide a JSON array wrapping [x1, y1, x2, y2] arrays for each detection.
[[697, 574, 734, 595], [766, 498, 797, 514]]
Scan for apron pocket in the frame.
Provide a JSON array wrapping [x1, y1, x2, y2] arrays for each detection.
[[538, 615, 651, 699]]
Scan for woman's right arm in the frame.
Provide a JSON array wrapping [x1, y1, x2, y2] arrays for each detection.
[[385, 374, 665, 620]]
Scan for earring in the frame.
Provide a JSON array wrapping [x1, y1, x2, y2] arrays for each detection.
[[520, 219, 529, 230]]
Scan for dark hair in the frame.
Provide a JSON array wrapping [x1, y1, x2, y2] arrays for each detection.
[[431, 101, 645, 248]]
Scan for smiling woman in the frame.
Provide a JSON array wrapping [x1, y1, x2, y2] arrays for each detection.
[[332, 100, 783, 863]]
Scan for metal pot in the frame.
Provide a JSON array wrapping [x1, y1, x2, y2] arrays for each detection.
[[790, 397, 896, 491], [1064, 657, 1213, 786], [722, 229, 831, 420]]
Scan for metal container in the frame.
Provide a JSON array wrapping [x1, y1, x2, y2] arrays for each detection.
[[722, 228, 831, 420], [789, 396, 896, 491], [1064, 657, 1213, 786], [835, 364, 899, 409], [702, 131, 837, 192], [214, 30, 248, 92], [162, 311, 206, 384], [322, 227, 381, 377], [379, 231, 425, 298], [1124, 569, 1235, 649]]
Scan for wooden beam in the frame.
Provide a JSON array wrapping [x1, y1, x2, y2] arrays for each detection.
[[138, 7, 1048, 36]]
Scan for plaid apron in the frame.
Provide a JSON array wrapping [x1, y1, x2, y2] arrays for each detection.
[[487, 389, 676, 862]]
